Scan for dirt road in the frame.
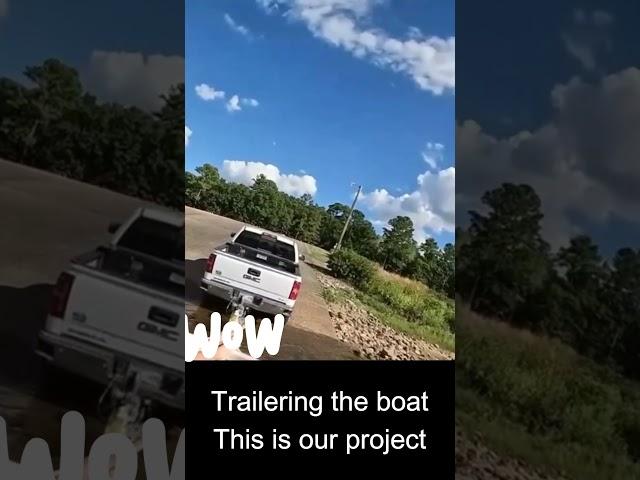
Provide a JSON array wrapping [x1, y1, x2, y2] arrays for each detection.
[[185, 206, 357, 360]]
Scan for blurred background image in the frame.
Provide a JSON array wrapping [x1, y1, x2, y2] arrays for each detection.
[[0, 0, 184, 474], [456, 2, 640, 479]]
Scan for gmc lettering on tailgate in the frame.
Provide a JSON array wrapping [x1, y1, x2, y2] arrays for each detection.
[[242, 273, 261, 283], [137, 321, 179, 342]]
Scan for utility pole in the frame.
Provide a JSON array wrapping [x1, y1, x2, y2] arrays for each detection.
[[333, 184, 362, 252]]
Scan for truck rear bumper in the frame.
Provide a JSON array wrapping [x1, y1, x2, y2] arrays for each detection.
[[36, 330, 184, 410], [200, 277, 293, 318]]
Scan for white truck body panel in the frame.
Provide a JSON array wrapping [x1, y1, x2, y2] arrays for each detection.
[[47, 261, 183, 372], [201, 226, 302, 317], [36, 207, 185, 409], [204, 249, 299, 307]]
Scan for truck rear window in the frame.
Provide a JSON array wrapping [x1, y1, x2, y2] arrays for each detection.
[[234, 230, 295, 262], [118, 217, 184, 262]]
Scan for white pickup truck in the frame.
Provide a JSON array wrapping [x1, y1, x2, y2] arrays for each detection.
[[201, 226, 304, 323], [35, 207, 185, 426]]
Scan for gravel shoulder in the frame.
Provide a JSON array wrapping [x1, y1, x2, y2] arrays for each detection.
[[456, 425, 568, 480], [315, 270, 454, 360]]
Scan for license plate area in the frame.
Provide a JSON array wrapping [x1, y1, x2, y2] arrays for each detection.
[[112, 356, 130, 376]]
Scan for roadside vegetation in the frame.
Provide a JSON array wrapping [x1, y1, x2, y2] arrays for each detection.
[[325, 248, 454, 350], [457, 308, 640, 480], [457, 183, 640, 478], [186, 164, 454, 298], [0, 59, 184, 209]]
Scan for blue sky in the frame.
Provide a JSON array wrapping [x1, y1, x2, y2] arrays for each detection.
[[457, 1, 640, 138], [186, 0, 455, 246], [0, 0, 184, 111]]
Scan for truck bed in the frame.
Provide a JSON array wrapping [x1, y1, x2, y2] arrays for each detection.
[[48, 246, 185, 372], [74, 246, 185, 300]]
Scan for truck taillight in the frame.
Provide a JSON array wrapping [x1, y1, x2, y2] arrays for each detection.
[[289, 280, 301, 300], [49, 272, 75, 318], [206, 253, 217, 273]]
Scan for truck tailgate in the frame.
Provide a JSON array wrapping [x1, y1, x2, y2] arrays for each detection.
[[55, 266, 183, 372], [210, 250, 299, 302]]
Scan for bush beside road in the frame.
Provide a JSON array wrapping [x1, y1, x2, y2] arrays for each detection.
[[456, 307, 640, 480], [326, 248, 455, 351], [319, 272, 453, 360]]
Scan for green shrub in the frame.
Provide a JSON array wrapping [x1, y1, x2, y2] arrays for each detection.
[[327, 248, 375, 288], [328, 248, 454, 347], [366, 274, 454, 333], [456, 308, 640, 479]]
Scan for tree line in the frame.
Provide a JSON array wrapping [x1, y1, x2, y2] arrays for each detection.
[[186, 164, 455, 297], [1, 59, 454, 297], [0, 59, 184, 209], [457, 183, 640, 380]]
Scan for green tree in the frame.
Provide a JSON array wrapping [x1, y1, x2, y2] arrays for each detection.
[[442, 243, 455, 297], [403, 238, 455, 297], [609, 248, 640, 376], [379, 216, 417, 273], [0, 58, 184, 209], [553, 236, 611, 356], [247, 174, 283, 230], [317, 203, 378, 258], [457, 183, 550, 320]]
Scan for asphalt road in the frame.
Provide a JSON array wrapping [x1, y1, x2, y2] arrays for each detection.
[[0, 159, 353, 468], [0, 159, 177, 470], [185, 206, 357, 360]]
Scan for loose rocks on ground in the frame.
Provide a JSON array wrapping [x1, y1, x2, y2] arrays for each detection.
[[456, 425, 568, 480], [316, 271, 454, 361]]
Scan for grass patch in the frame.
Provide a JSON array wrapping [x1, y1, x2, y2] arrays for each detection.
[[301, 243, 329, 266], [324, 248, 455, 350], [457, 307, 640, 480], [321, 284, 455, 351], [355, 290, 454, 350], [321, 286, 350, 304]]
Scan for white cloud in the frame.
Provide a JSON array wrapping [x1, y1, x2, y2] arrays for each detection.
[[84, 51, 184, 111], [242, 97, 260, 107], [360, 166, 455, 243], [421, 142, 445, 170], [258, 0, 454, 94], [0, 0, 8, 17], [592, 10, 614, 27], [185, 126, 192, 146], [193, 83, 257, 111], [457, 67, 640, 249], [226, 94, 242, 112], [408, 26, 423, 40], [572, 8, 613, 27], [222, 160, 318, 196], [563, 34, 596, 71], [195, 83, 225, 101], [224, 13, 252, 38], [225, 94, 259, 112], [563, 8, 614, 71], [257, 0, 280, 13]]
